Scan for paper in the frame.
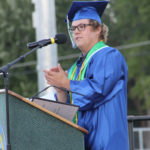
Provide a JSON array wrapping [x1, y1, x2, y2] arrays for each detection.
[[32, 97, 79, 121]]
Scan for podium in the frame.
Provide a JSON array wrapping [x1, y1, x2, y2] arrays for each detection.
[[0, 89, 88, 150]]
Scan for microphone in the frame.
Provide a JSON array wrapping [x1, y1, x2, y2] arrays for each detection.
[[27, 33, 67, 49], [30, 85, 86, 101]]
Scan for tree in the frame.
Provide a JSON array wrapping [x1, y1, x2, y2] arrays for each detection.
[[111, 0, 150, 115], [0, 0, 36, 97]]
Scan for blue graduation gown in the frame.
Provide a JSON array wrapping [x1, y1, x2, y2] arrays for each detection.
[[67, 46, 129, 150]]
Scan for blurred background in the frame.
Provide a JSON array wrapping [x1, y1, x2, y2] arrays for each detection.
[[0, 0, 150, 149]]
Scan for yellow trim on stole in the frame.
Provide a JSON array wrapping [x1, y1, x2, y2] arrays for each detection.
[[0, 134, 4, 150]]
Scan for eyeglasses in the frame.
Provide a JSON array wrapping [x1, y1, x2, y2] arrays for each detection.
[[69, 24, 92, 32]]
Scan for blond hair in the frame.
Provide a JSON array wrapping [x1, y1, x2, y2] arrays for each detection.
[[89, 20, 109, 43]]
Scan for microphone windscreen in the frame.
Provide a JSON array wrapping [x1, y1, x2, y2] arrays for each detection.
[[55, 33, 67, 44]]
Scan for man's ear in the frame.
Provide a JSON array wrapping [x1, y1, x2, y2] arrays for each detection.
[[96, 26, 101, 36]]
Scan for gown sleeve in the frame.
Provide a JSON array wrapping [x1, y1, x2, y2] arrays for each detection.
[[70, 47, 128, 110]]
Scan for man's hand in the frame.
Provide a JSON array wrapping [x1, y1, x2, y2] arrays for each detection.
[[43, 64, 70, 103], [43, 64, 70, 91]]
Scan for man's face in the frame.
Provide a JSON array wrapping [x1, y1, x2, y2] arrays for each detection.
[[71, 19, 100, 53]]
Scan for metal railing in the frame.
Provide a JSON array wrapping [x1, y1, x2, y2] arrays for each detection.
[[134, 127, 150, 150], [128, 115, 150, 150]]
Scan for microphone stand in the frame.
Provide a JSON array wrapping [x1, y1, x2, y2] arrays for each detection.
[[0, 45, 42, 150], [30, 85, 86, 102]]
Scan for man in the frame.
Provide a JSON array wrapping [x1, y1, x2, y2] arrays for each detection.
[[44, 1, 129, 150]]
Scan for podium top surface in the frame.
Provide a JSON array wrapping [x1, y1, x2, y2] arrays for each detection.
[[0, 89, 88, 134]]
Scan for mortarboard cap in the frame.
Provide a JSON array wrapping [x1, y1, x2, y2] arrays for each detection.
[[67, 1, 109, 24]]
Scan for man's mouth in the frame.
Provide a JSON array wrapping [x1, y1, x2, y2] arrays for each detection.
[[75, 37, 82, 41]]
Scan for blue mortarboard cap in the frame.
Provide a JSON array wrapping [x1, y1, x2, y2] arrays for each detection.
[[67, 1, 109, 24], [73, 7, 102, 24]]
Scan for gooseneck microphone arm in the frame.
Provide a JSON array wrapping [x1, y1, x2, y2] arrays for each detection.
[[30, 85, 86, 102]]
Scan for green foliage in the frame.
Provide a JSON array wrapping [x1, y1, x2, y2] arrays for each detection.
[[0, 0, 36, 97], [112, 0, 150, 115]]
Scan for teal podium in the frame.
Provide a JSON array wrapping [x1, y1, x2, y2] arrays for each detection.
[[0, 89, 88, 150]]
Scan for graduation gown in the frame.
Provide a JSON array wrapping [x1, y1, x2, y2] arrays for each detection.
[[67, 46, 129, 150]]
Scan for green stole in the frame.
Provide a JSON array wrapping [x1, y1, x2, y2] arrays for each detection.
[[68, 41, 108, 124]]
